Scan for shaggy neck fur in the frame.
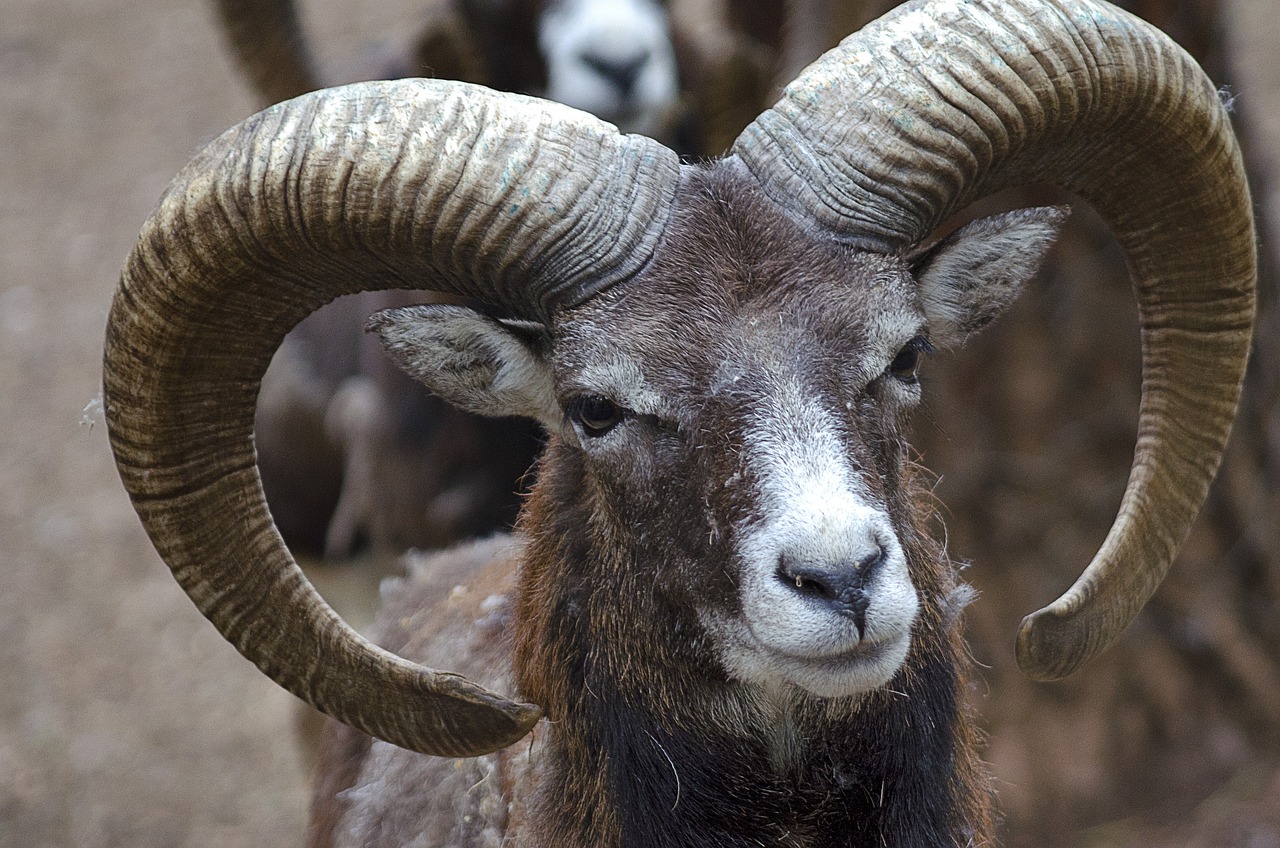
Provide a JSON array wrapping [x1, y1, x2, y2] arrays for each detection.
[[512, 444, 994, 847]]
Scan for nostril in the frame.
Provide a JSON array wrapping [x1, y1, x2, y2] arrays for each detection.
[[779, 564, 837, 600], [858, 545, 886, 580]]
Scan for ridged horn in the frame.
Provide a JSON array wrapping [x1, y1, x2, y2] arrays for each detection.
[[732, 0, 1255, 680], [103, 79, 679, 755]]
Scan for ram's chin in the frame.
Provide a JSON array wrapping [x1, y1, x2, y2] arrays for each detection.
[[704, 614, 913, 699], [773, 634, 913, 697]]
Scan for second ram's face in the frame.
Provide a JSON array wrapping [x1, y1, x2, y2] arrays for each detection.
[[538, 0, 679, 136]]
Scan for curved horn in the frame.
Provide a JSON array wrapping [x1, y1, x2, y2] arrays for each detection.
[[732, 0, 1255, 680], [214, 0, 323, 104], [103, 79, 679, 755]]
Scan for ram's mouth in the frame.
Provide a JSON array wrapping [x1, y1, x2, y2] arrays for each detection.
[[701, 610, 913, 698], [776, 621, 906, 659], [762, 633, 912, 698], [772, 635, 894, 667]]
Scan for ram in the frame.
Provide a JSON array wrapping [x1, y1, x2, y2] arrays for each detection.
[[104, 0, 1254, 843]]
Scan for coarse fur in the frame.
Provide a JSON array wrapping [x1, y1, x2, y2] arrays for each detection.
[[309, 164, 1067, 846]]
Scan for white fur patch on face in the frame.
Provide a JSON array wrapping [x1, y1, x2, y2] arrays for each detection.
[[703, 377, 919, 698], [538, 0, 679, 136]]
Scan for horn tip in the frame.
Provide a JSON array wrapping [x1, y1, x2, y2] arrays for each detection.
[[1014, 606, 1096, 682], [431, 688, 543, 758], [509, 700, 543, 734], [448, 701, 542, 758]]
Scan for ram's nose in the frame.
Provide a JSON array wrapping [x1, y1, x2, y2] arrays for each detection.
[[776, 546, 886, 639]]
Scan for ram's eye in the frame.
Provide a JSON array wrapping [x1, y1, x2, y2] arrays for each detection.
[[568, 395, 627, 437], [888, 337, 931, 383]]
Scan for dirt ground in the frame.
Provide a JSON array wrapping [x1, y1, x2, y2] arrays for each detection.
[[2, 1, 1277, 847]]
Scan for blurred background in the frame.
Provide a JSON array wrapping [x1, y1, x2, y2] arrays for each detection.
[[1, 0, 1275, 845]]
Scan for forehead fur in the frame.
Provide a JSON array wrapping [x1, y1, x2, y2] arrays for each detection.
[[553, 164, 923, 400]]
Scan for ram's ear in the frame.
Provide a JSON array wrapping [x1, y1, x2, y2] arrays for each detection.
[[910, 206, 1068, 348], [368, 305, 559, 428]]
